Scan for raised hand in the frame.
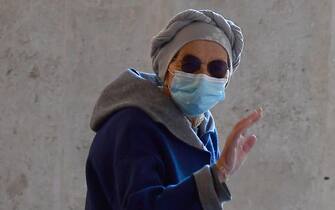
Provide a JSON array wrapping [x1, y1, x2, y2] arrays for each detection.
[[215, 107, 264, 183]]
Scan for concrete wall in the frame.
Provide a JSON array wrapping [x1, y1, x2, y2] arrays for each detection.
[[0, 0, 334, 209]]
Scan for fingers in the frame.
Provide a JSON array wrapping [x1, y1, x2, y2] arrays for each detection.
[[235, 107, 263, 134], [219, 107, 263, 173], [228, 107, 263, 146], [234, 134, 257, 170]]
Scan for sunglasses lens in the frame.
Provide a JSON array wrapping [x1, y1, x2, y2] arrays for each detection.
[[208, 60, 228, 78], [181, 55, 201, 73]]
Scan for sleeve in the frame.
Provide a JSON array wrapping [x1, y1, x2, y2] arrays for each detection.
[[192, 127, 232, 209], [193, 163, 232, 210], [194, 126, 232, 210], [210, 164, 232, 202], [113, 153, 203, 210]]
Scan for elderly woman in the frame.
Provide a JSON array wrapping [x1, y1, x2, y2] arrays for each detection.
[[85, 9, 263, 210]]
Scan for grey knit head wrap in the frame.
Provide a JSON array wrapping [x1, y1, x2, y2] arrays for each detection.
[[150, 9, 244, 87]]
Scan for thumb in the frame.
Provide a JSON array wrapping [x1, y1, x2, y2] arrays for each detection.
[[242, 134, 257, 154]]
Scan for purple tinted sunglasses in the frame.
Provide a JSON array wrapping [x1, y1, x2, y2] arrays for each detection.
[[178, 54, 230, 79]]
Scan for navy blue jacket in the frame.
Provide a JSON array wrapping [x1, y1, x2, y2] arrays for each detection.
[[85, 69, 232, 210], [85, 107, 231, 210]]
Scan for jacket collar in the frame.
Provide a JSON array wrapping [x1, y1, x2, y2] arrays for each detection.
[[90, 68, 216, 152]]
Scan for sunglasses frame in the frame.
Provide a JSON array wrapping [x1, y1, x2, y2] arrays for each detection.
[[168, 51, 232, 88]]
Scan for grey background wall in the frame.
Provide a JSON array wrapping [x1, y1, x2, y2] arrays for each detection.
[[0, 0, 334, 209]]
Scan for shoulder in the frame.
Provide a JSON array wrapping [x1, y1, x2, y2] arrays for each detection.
[[99, 106, 167, 145], [103, 106, 159, 130], [91, 107, 165, 161]]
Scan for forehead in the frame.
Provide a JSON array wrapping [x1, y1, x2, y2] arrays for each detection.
[[176, 40, 228, 62]]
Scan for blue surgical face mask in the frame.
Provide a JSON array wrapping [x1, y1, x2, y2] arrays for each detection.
[[169, 70, 228, 117]]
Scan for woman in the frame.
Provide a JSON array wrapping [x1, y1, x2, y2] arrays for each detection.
[[85, 9, 263, 210]]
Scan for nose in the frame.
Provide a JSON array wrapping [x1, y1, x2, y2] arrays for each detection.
[[195, 63, 211, 76]]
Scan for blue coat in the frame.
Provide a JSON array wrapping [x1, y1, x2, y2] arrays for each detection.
[[85, 69, 232, 210]]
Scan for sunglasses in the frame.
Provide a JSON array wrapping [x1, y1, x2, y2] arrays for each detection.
[[177, 54, 230, 79]]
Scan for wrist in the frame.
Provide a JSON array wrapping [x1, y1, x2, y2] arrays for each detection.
[[209, 163, 233, 202], [214, 164, 229, 183]]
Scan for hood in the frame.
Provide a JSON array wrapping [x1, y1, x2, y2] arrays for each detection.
[[89, 68, 217, 152]]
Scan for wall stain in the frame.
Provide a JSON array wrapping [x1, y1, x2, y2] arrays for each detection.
[[29, 65, 40, 79], [12, 127, 17, 135], [34, 94, 39, 103], [6, 173, 28, 200], [6, 68, 13, 76]]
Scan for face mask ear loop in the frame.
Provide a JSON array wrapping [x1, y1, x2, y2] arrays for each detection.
[[164, 69, 177, 91], [168, 69, 176, 77]]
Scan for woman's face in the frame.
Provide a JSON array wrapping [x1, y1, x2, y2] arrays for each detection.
[[163, 40, 229, 97]]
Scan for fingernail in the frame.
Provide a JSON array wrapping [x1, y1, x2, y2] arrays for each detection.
[[255, 106, 263, 117]]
